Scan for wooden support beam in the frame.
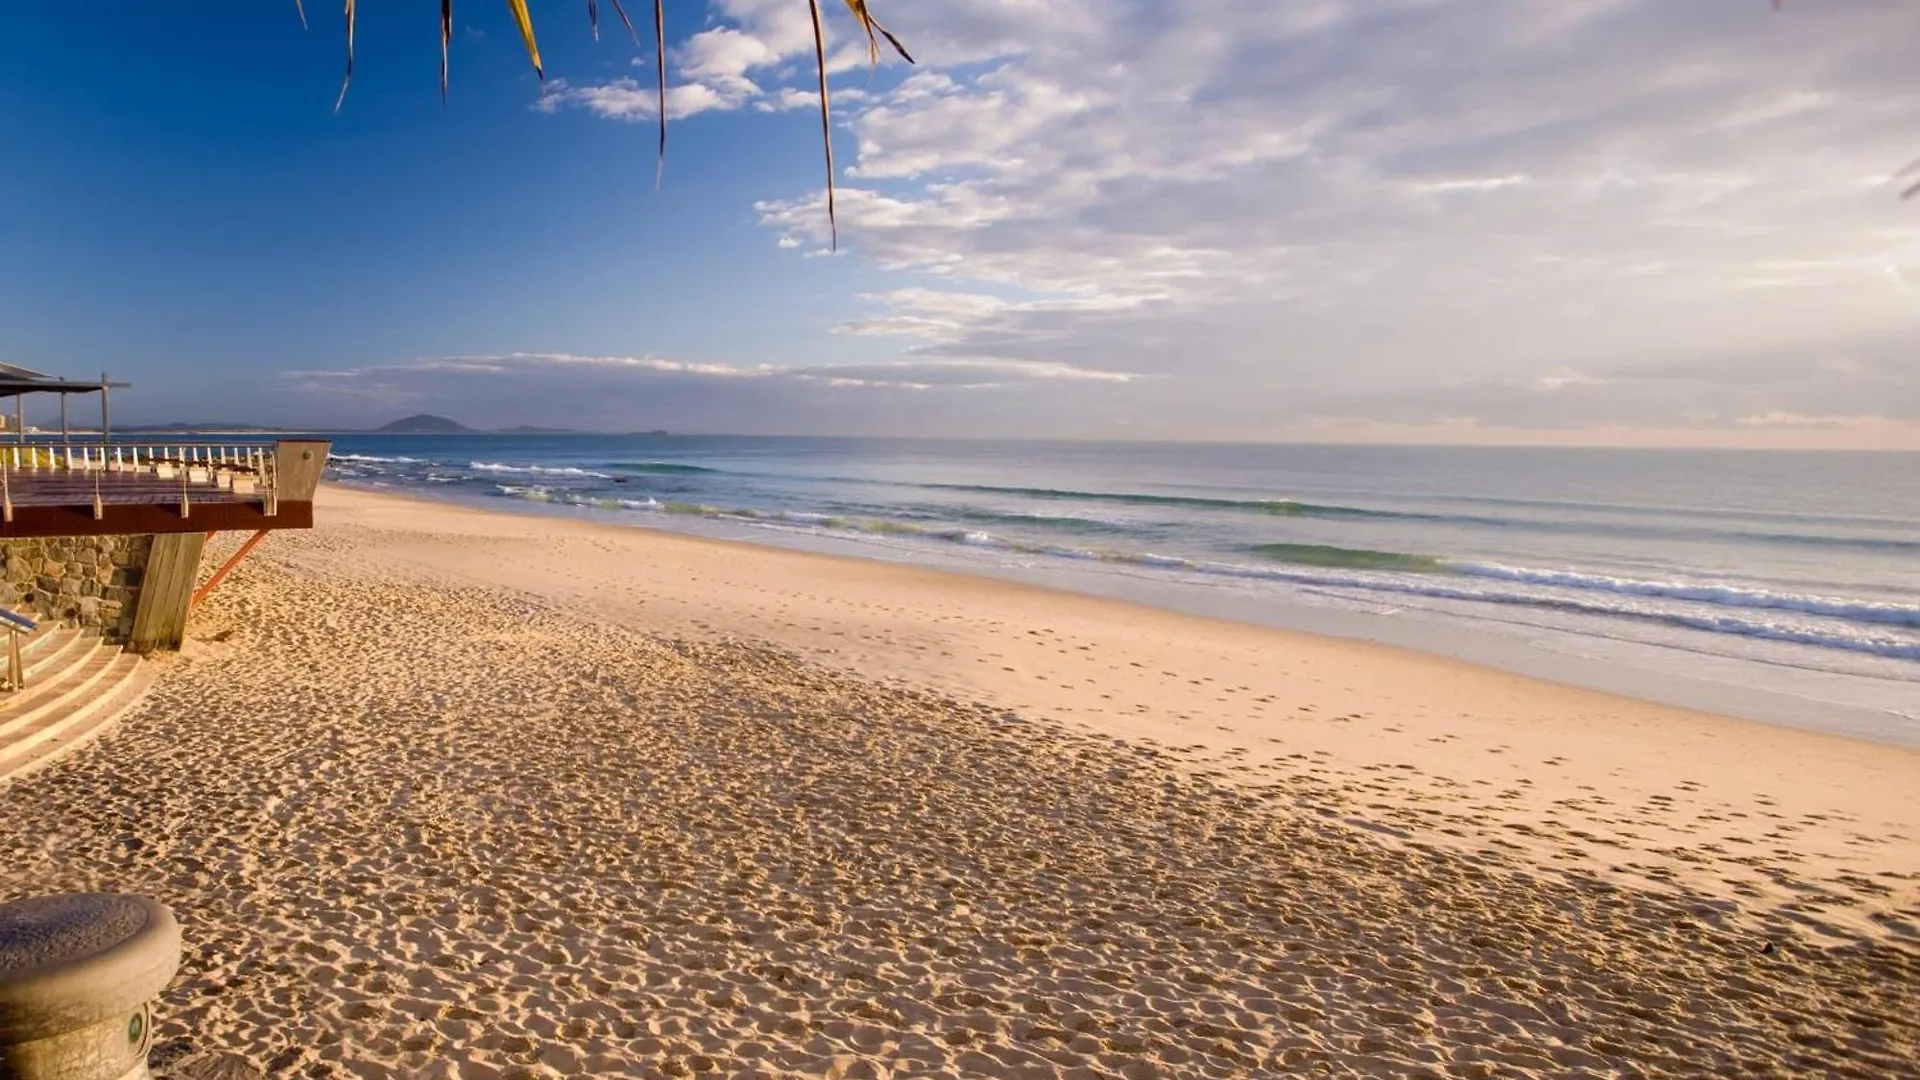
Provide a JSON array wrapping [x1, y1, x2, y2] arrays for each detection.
[[0, 500, 311, 539], [129, 532, 206, 654], [273, 441, 331, 502], [190, 529, 269, 611]]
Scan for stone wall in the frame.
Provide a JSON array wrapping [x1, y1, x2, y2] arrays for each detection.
[[0, 535, 152, 643]]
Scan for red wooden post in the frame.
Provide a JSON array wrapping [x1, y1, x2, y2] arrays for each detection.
[[188, 529, 269, 611]]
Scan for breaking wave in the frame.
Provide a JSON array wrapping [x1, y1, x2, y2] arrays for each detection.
[[1250, 543, 1445, 572], [469, 461, 612, 479], [1453, 563, 1920, 629], [605, 462, 720, 475]]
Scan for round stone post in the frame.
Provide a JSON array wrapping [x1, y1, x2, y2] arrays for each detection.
[[0, 895, 180, 1080]]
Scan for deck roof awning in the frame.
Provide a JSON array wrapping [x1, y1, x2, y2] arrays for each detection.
[[0, 363, 128, 398]]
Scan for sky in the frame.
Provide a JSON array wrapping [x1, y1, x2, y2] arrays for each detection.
[[2, 1, 1919, 447]]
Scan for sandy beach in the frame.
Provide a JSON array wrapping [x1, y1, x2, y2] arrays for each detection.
[[3, 485, 1917, 1078]]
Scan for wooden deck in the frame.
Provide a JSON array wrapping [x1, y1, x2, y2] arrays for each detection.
[[0, 440, 327, 539]]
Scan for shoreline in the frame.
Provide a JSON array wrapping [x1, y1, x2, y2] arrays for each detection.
[[308, 484, 1920, 945], [338, 478, 1919, 749]]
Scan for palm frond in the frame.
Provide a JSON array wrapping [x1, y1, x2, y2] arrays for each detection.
[[807, 0, 839, 250], [311, 2, 912, 245], [333, 0, 355, 114], [504, 0, 544, 81], [843, 0, 913, 66], [440, 0, 453, 104], [596, 0, 659, 181], [653, 0, 668, 187], [1899, 157, 1920, 200], [607, 0, 641, 43]]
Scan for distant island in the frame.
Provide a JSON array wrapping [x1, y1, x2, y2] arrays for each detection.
[[371, 415, 651, 436], [106, 414, 666, 436], [121, 422, 291, 434], [497, 424, 595, 436], [376, 414, 471, 434]]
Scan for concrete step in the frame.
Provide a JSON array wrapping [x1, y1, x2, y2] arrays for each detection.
[[16, 628, 93, 684], [0, 644, 114, 743], [0, 653, 152, 783]]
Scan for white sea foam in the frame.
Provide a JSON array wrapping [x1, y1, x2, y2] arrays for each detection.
[[494, 484, 554, 502], [469, 461, 611, 479], [364, 448, 1919, 671], [1172, 560, 1920, 660], [1134, 553, 1191, 568], [1452, 562, 1920, 628], [330, 453, 425, 464]]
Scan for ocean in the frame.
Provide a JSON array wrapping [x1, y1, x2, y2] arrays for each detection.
[[323, 436, 1920, 744]]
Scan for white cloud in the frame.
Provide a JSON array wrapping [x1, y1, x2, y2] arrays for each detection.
[[285, 351, 1143, 422], [1735, 411, 1890, 429], [532, 0, 1920, 442], [794, 357, 1140, 389], [537, 76, 753, 121]]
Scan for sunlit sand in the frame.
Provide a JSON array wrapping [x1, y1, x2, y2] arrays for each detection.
[[4, 486, 1915, 1077]]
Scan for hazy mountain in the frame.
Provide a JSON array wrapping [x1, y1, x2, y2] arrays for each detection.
[[375, 414, 472, 434]]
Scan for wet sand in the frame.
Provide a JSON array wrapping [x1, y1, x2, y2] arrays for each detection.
[[2, 486, 1916, 1078]]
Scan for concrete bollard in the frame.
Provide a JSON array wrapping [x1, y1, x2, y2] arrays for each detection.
[[0, 895, 180, 1080]]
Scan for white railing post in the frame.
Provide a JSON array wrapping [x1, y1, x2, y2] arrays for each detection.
[[0, 894, 181, 1080]]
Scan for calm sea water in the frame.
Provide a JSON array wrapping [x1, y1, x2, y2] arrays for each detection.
[[324, 437, 1920, 742]]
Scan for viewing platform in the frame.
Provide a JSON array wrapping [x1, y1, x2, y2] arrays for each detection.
[[0, 364, 332, 657], [0, 440, 327, 539]]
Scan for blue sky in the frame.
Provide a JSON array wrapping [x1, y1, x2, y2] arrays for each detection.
[[3, 2, 1919, 446], [0, 3, 906, 426]]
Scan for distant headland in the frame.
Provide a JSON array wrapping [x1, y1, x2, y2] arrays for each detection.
[[106, 414, 669, 437], [373, 415, 667, 436]]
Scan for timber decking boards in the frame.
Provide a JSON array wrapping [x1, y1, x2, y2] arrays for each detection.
[[0, 627, 154, 783], [0, 465, 315, 538], [1, 469, 252, 507]]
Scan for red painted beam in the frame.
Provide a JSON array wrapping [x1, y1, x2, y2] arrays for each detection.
[[0, 501, 313, 539], [190, 529, 271, 610]]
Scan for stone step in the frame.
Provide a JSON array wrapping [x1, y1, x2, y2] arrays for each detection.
[[17, 628, 93, 684], [3, 629, 96, 695], [0, 644, 114, 743], [0, 653, 152, 783]]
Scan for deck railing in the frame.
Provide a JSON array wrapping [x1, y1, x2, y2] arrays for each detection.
[[1, 441, 278, 493], [0, 438, 329, 522]]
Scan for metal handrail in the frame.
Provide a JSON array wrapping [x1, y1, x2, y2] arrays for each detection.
[[0, 605, 37, 691]]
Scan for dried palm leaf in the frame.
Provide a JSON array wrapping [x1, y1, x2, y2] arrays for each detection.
[[593, 0, 659, 178], [807, 0, 839, 250], [606, 0, 641, 43], [441, 0, 453, 103], [333, 0, 355, 113], [843, 0, 913, 67], [654, 0, 668, 186], [505, 0, 544, 81], [1898, 157, 1920, 200], [311, 1, 912, 244]]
